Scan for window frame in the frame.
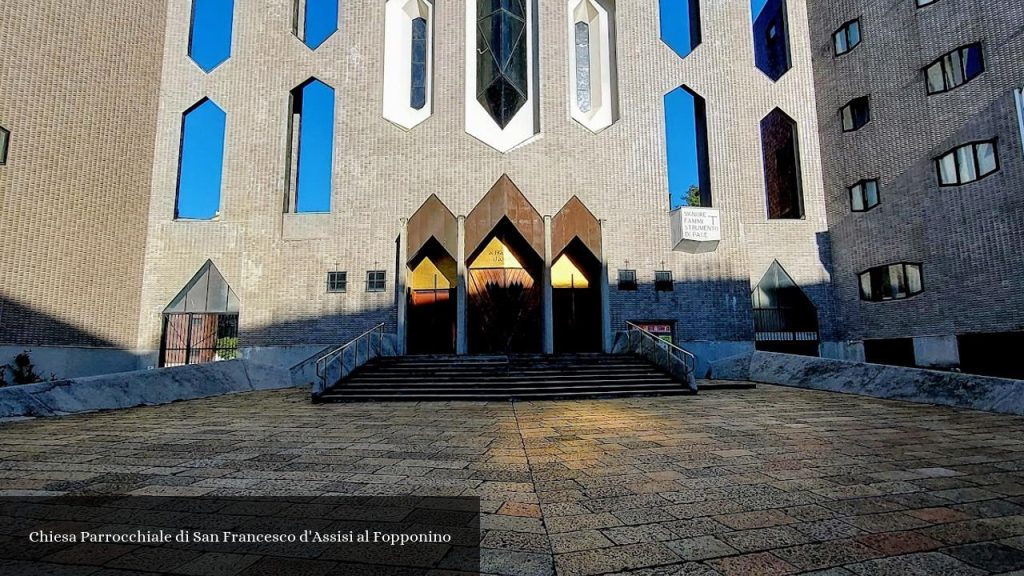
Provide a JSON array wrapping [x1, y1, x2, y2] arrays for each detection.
[[326, 271, 347, 293], [924, 43, 984, 95], [832, 18, 862, 57], [840, 96, 871, 132], [617, 269, 637, 291], [935, 139, 1000, 187], [0, 125, 9, 165], [858, 263, 925, 302], [849, 179, 880, 212], [366, 270, 387, 293], [654, 270, 674, 292]]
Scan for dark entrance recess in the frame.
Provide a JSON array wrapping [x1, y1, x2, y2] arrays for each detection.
[[958, 332, 1024, 379], [467, 218, 542, 354], [407, 238, 457, 354], [752, 260, 820, 356], [161, 260, 240, 367], [863, 338, 916, 368], [553, 239, 602, 353]]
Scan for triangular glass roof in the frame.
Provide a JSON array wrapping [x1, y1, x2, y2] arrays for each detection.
[[164, 260, 239, 314], [752, 260, 814, 311]]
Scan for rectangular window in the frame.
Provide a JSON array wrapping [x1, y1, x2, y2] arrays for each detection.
[[849, 179, 879, 212], [859, 263, 924, 302], [0, 126, 9, 165], [326, 271, 347, 293], [833, 19, 861, 56], [936, 140, 999, 186], [925, 44, 984, 94], [1016, 88, 1024, 159], [654, 271, 673, 292], [617, 269, 637, 291], [366, 270, 386, 292], [841, 97, 870, 132]]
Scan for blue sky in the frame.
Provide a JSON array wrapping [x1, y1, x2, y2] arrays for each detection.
[[295, 81, 336, 213], [188, 0, 234, 72], [664, 87, 700, 209], [304, 0, 339, 49], [661, 0, 768, 208], [177, 100, 226, 220]]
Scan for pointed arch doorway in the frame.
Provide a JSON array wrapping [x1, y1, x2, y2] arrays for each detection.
[[405, 195, 459, 355], [551, 197, 604, 353]]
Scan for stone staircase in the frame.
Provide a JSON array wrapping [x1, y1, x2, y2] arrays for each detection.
[[316, 353, 697, 402]]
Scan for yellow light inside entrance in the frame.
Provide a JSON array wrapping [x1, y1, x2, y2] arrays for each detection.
[[410, 257, 455, 290], [470, 237, 525, 270], [552, 254, 589, 288]]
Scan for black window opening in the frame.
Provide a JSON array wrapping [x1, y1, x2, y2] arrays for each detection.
[[327, 271, 347, 293], [476, 0, 528, 128], [841, 97, 871, 132], [0, 125, 9, 165], [859, 263, 923, 302], [751, 261, 820, 356], [161, 260, 240, 367], [752, 0, 792, 81], [958, 332, 1024, 380], [617, 269, 637, 291], [926, 43, 984, 94], [761, 108, 805, 219], [833, 19, 861, 56], [864, 338, 916, 368], [654, 271, 674, 292], [367, 270, 386, 292], [850, 179, 880, 212], [936, 140, 999, 186]]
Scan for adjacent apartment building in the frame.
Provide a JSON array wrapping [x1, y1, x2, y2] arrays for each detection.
[[0, 0, 1020, 380]]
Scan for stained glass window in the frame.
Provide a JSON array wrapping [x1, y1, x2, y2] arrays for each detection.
[[476, 0, 529, 128], [411, 17, 428, 110]]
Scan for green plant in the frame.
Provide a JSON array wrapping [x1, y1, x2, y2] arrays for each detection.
[[1, 351, 45, 385], [216, 337, 239, 360]]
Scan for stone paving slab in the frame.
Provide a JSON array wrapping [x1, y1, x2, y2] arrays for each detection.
[[2, 384, 1024, 575]]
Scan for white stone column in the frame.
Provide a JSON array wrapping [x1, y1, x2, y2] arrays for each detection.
[[396, 218, 408, 356], [542, 215, 554, 355], [456, 215, 468, 355], [599, 219, 612, 353]]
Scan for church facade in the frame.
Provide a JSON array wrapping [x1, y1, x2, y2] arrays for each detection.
[[1, 0, 1021, 379]]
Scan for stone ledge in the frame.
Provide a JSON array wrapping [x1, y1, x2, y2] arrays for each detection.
[[710, 351, 1024, 416], [0, 360, 295, 420]]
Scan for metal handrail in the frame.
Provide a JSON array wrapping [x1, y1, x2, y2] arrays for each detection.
[[313, 323, 386, 397], [624, 321, 698, 391]]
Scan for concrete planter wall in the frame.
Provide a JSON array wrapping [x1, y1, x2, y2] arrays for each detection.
[[0, 359, 294, 420], [710, 351, 1024, 416]]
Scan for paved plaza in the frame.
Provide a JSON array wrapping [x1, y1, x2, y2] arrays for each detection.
[[3, 385, 1024, 575]]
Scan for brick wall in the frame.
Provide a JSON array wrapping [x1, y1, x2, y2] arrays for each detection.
[[809, 0, 1024, 341], [0, 0, 167, 348]]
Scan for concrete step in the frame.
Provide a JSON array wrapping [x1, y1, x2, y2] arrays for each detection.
[[318, 353, 694, 402], [318, 388, 696, 402]]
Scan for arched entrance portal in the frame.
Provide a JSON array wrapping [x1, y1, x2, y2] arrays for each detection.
[[407, 239, 457, 354], [464, 175, 546, 354], [398, 178, 610, 356], [405, 195, 459, 355], [552, 196, 604, 353], [467, 220, 543, 353], [552, 238, 602, 352]]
